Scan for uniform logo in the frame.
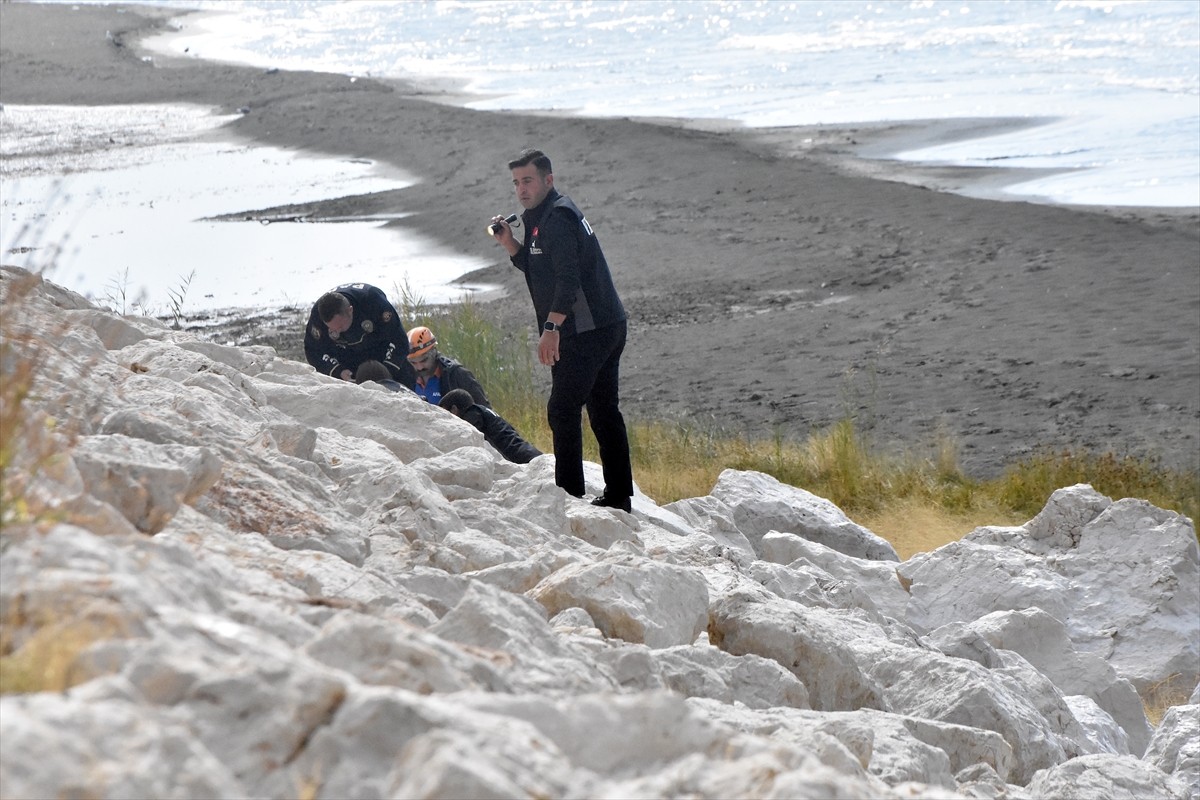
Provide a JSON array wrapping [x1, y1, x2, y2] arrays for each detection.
[[361, 320, 375, 333], [382, 311, 393, 323], [310, 326, 322, 340]]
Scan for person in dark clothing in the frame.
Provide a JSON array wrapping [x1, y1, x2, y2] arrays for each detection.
[[439, 389, 543, 465], [489, 148, 633, 512], [407, 326, 491, 408], [354, 359, 407, 393], [303, 283, 416, 389]]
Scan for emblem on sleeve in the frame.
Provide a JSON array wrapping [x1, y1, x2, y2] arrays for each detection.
[[382, 311, 393, 323], [361, 320, 375, 333], [310, 326, 322, 340]]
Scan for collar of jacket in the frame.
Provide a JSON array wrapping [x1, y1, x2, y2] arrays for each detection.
[[525, 188, 562, 228]]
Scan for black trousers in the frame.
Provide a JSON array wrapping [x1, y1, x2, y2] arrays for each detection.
[[547, 321, 633, 500]]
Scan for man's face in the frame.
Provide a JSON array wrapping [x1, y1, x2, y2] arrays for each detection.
[[512, 164, 553, 209], [409, 350, 437, 379], [326, 308, 353, 335]]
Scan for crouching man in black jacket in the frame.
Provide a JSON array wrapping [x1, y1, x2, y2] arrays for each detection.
[[303, 283, 416, 389]]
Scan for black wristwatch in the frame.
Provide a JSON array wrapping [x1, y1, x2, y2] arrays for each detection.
[[543, 320, 561, 333]]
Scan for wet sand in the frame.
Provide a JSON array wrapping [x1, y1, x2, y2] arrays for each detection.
[[2, 1, 1197, 477]]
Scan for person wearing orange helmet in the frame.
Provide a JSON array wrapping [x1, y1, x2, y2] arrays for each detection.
[[407, 325, 490, 408]]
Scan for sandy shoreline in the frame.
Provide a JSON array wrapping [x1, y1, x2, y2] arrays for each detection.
[[2, 1, 1197, 478]]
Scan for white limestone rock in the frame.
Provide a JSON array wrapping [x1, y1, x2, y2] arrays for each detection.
[[256, 378, 471, 463], [689, 699, 1010, 797], [592, 639, 811, 709], [1065, 695, 1132, 757], [428, 580, 618, 694], [304, 612, 506, 693], [1026, 753, 1189, 799], [68, 307, 166, 350], [1144, 703, 1200, 800], [760, 529, 912, 619], [529, 551, 710, 648], [708, 586, 1083, 784], [1060, 498, 1200, 693], [283, 687, 573, 800], [901, 485, 1200, 696], [0, 693, 242, 800], [709, 468, 900, 561], [3, 269, 1192, 800], [662, 493, 758, 558], [409, 444, 511, 495], [71, 433, 222, 533], [927, 607, 1151, 755], [388, 722, 575, 800]]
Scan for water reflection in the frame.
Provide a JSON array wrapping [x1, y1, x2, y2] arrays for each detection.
[[0, 104, 492, 314]]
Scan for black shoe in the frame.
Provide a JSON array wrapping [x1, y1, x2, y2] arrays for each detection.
[[591, 494, 632, 513]]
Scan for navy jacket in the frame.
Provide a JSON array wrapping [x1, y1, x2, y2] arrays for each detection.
[[511, 189, 625, 336], [304, 283, 416, 388]]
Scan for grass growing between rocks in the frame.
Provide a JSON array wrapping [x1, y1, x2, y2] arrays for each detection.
[[408, 298, 1199, 560], [0, 269, 76, 531], [1, 269, 110, 696], [0, 607, 126, 695], [1143, 674, 1196, 726]]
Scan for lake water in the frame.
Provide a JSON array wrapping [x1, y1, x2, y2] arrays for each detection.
[[1, 103, 492, 313], [147, 0, 1200, 208], [3, 0, 1196, 314]]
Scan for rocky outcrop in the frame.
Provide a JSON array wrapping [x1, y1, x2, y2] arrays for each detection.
[[1, 266, 1196, 799]]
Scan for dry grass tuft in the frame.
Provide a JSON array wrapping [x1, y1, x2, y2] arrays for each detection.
[[1143, 673, 1196, 727], [1, 268, 82, 531], [858, 501, 1026, 561], [0, 596, 130, 694]]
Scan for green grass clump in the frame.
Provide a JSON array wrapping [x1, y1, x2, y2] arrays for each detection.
[[997, 449, 1199, 522]]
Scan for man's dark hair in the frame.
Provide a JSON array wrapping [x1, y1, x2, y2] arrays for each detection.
[[439, 388, 476, 416], [354, 359, 392, 384], [316, 291, 351, 324], [508, 148, 552, 176], [314, 292, 350, 323]]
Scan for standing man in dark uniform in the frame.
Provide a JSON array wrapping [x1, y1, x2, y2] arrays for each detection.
[[303, 282, 416, 389], [489, 149, 633, 512]]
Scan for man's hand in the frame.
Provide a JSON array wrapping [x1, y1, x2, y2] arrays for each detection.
[[339, 369, 354, 381], [490, 215, 520, 256], [538, 330, 560, 366]]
